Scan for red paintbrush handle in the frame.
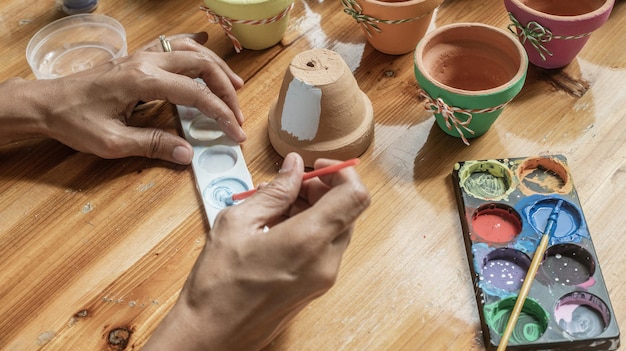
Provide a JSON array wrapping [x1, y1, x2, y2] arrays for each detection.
[[230, 158, 360, 202]]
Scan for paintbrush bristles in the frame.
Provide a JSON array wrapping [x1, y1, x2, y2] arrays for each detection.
[[496, 199, 563, 351]]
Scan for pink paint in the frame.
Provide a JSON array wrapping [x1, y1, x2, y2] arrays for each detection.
[[472, 206, 522, 244], [578, 276, 596, 289]]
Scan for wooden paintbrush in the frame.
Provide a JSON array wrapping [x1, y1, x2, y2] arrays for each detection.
[[225, 158, 360, 205], [496, 199, 564, 351]]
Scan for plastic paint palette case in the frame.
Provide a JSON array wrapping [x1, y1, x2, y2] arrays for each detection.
[[451, 155, 620, 351], [176, 104, 253, 227]]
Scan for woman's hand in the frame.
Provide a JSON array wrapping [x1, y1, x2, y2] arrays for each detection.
[[144, 153, 371, 350], [0, 32, 245, 164]]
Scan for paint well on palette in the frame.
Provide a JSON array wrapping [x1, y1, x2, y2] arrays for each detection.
[[189, 118, 225, 141], [484, 296, 549, 344], [528, 199, 582, 242], [481, 248, 530, 292], [541, 244, 595, 286], [465, 172, 509, 199], [459, 160, 514, 200], [204, 177, 249, 209], [516, 157, 573, 195], [554, 292, 610, 338], [199, 146, 238, 174], [471, 204, 522, 244]]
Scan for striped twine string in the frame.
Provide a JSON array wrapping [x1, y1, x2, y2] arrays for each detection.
[[418, 89, 509, 146], [341, 0, 431, 37], [508, 12, 592, 61], [200, 3, 294, 53]]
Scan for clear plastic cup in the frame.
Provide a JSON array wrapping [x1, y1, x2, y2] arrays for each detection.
[[26, 14, 127, 79]]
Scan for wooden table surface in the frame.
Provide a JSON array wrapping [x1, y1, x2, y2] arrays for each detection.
[[1, 0, 625, 350]]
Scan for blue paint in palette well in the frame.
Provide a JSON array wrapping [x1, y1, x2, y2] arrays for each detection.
[[527, 198, 588, 244]]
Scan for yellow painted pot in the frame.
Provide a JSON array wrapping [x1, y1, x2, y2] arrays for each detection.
[[203, 0, 294, 51]]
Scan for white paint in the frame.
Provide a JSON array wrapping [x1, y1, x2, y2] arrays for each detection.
[[281, 77, 321, 141], [199, 147, 237, 174], [189, 118, 223, 141]]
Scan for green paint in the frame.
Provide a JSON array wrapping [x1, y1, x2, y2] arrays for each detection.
[[484, 296, 550, 344], [466, 172, 508, 199], [459, 160, 514, 200]]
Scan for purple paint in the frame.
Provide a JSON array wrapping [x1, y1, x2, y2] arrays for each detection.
[[481, 248, 530, 291]]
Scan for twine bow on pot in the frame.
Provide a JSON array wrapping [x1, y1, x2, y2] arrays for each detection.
[[200, 3, 294, 53], [418, 89, 509, 146], [507, 12, 592, 61], [341, 0, 381, 36], [341, 0, 431, 37]]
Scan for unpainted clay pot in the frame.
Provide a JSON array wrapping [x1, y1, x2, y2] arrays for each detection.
[[203, 0, 294, 51], [268, 48, 374, 167], [342, 0, 442, 55], [414, 23, 528, 145], [504, 0, 615, 69]]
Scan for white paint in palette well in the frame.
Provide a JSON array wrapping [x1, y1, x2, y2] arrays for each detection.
[[280, 77, 321, 141], [198, 146, 238, 174]]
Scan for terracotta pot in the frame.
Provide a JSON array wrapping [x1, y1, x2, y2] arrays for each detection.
[[504, 0, 615, 69], [342, 0, 442, 55], [414, 23, 528, 145], [202, 0, 294, 52], [268, 48, 374, 167]]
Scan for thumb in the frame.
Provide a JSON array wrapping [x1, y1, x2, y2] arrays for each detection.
[[118, 126, 193, 165]]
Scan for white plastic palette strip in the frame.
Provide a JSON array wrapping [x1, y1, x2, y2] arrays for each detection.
[[176, 104, 253, 227]]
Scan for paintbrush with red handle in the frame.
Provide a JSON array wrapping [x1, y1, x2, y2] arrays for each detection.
[[226, 158, 360, 205]]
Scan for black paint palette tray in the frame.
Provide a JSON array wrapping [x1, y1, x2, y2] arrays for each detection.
[[451, 155, 620, 350]]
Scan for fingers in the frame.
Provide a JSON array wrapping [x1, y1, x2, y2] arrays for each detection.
[[135, 33, 247, 142], [140, 32, 208, 52], [90, 123, 194, 165], [230, 153, 305, 227], [295, 158, 370, 242], [141, 64, 245, 142], [140, 32, 244, 90], [225, 154, 370, 245], [132, 127, 194, 165]]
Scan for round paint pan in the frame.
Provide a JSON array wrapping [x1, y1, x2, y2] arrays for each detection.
[[188, 117, 226, 143], [484, 296, 549, 344], [526, 198, 582, 242], [471, 203, 523, 244], [554, 291, 611, 338], [515, 157, 573, 195], [458, 160, 515, 201], [203, 177, 250, 209], [198, 146, 239, 174], [480, 248, 531, 292], [540, 244, 595, 286]]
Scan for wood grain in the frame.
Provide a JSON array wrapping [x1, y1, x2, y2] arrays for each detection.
[[1, 0, 625, 350]]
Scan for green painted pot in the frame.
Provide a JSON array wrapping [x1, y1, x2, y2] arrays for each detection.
[[413, 23, 528, 144], [203, 0, 294, 51]]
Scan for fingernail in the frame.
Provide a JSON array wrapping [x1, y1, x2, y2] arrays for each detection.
[[279, 153, 296, 173], [172, 145, 192, 164]]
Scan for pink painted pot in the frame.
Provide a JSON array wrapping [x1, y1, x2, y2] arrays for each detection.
[[504, 0, 615, 69]]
